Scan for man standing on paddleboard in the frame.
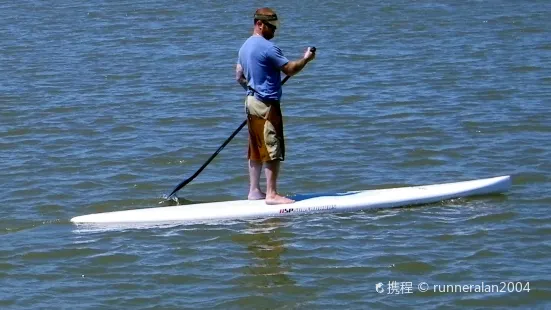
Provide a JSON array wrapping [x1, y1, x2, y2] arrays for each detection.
[[236, 8, 316, 205]]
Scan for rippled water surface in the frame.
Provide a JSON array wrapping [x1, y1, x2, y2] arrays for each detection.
[[1, 0, 550, 308]]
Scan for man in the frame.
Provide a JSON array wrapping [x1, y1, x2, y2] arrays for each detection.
[[236, 8, 316, 205]]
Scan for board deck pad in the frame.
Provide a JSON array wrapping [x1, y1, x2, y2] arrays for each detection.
[[290, 191, 360, 202]]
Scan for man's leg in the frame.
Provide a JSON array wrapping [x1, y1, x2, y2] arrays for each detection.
[[248, 159, 266, 200], [264, 160, 294, 205]]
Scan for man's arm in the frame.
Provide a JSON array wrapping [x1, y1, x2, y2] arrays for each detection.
[[235, 64, 248, 90], [281, 47, 316, 77]]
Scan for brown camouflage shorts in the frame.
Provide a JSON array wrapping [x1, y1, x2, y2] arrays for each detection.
[[245, 95, 285, 162]]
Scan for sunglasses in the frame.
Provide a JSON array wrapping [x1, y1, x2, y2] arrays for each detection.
[[262, 21, 277, 31]]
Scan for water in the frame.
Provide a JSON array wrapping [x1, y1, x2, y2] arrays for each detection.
[[1, 0, 550, 308]]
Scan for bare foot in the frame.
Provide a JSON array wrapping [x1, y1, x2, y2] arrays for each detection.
[[265, 194, 295, 205], [248, 189, 266, 200]]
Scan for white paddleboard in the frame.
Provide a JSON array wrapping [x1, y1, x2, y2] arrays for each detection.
[[70, 175, 511, 225]]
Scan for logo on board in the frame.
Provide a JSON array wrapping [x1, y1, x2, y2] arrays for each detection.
[[279, 208, 294, 213]]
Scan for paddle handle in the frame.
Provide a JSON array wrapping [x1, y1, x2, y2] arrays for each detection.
[[281, 46, 316, 85]]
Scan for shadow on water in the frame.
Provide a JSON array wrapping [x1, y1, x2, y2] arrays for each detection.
[[231, 218, 296, 289]]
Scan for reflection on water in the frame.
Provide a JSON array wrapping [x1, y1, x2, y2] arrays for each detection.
[[232, 218, 296, 288]]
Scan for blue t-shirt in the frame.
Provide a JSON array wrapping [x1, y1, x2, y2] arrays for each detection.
[[238, 35, 289, 101]]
